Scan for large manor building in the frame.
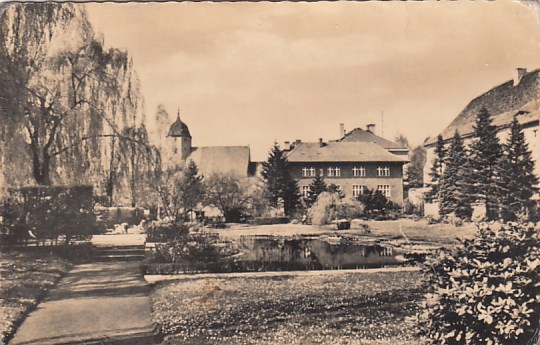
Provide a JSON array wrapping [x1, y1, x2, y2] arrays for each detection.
[[285, 125, 409, 205], [165, 113, 409, 205]]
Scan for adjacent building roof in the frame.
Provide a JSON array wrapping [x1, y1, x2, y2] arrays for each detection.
[[425, 68, 540, 146], [186, 146, 250, 177], [286, 141, 409, 163], [340, 128, 407, 150], [168, 115, 191, 138]]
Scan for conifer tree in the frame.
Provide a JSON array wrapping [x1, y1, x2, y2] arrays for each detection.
[[439, 131, 472, 219], [178, 160, 205, 220], [498, 116, 538, 221], [261, 143, 300, 216], [427, 135, 446, 202], [305, 173, 327, 206], [468, 107, 503, 220]]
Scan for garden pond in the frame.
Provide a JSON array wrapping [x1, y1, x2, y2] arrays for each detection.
[[233, 236, 407, 270], [143, 234, 417, 275]]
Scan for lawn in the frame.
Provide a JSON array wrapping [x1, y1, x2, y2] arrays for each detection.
[[152, 270, 427, 345], [0, 250, 71, 344], [216, 219, 477, 246]]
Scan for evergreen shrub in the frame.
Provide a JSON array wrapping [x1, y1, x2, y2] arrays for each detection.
[[419, 222, 539, 345]]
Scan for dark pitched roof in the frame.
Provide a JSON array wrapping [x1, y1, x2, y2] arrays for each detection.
[[340, 128, 407, 150], [168, 115, 191, 138], [425, 69, 540, 146], [286, 142, 408, 163], [186, 146, 250, 177]]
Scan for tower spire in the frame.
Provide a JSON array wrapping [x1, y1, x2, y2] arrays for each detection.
[[177, 107, 180, 120]]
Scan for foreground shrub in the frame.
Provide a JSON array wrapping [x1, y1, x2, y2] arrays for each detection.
[[419, 222, 539, 345]]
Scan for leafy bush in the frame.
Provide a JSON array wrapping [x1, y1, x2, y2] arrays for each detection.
[[358, 188, 400, 219], [404, 198, 424, 216], [50, 242, 95, 263], [307, 192, 341, 225], [144, 232, 237, 274], [419, 222, 539, 345], [336, 197, 364, 219], [307, 193, 365, 225], [146, 220, 188, 243]]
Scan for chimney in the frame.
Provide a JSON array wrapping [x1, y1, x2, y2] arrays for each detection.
[[514, 68, 527, 86], [366, 123, 376, 134], [295, 139, 301, 147], [339, 123, 345, 138], [319, 138, 324, 147]]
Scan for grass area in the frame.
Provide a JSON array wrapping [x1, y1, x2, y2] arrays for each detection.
[[152, 270, 427, 345], [216, 219, 477, 245], [0, 250, 71, 344], [357, 218, 477, 243]]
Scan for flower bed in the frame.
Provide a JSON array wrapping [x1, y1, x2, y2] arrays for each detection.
[[0, 251, 71, 344], [152, 270, 426, 344]]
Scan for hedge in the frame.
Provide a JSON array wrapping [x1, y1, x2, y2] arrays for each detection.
[[1, 185, 97, 245]]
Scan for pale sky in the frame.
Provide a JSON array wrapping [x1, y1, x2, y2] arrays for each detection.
[[86, 1, 540, 161]]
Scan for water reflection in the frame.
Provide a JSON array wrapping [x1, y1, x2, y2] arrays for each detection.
[[234, 236, 404, 270]]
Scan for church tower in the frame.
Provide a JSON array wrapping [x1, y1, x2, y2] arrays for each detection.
[[167, 109, 192, 161]]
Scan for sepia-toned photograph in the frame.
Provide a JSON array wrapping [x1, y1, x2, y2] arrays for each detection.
[[0, 1, 539, 344]]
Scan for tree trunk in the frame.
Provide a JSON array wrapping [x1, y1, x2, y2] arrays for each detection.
[[32, 147, 51, 185], [130, 143, 137, 207], [107, 135, 116, 206]]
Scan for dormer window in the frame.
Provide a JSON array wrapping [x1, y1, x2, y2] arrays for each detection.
[[353, 166, 366, 177], [377, 166, 390, 177]]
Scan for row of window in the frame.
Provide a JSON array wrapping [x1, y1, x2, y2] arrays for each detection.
[[302, 184, 391, 198], [301, 166, 391, 177]]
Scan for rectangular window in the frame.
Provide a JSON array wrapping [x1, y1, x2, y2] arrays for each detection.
[[302, 186, 310, 198], [303, 167, 317, 177], [327, 167, 341, 177], [377, 166, 390, 177], [352, 185, 365, 197], [377, 185, 391, 197], [353, 166, 366, 177]]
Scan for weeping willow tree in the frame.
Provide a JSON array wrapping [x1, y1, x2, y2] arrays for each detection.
[[0, 3, 161, 204]]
